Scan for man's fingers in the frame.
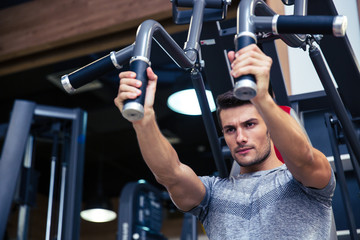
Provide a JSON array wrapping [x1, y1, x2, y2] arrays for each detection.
[[146, 67, 158, 81], [119, 71, 136, 79], [230, 57, 260, 77], [115, 68, 158, 117], [119, 82, 141, 96], [231, 50, 265, 67], [230, 44, 272, 79], [227, 51, 235, 63], [114, 87, 140, 113], [120, 77, 142, 88], [236, 44, 262, 56]]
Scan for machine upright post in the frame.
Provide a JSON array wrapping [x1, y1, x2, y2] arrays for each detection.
[[325, 114, 358, 240], [17, 135, 35, 240], [0, 100, 36, 240], [45, 128, 60, 240], [309, 43, 360, 167], [191, 68, 228, 177], [62, 108, 87, 240]]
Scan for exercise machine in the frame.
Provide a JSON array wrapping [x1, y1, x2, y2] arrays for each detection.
[[117, 180, 199, 240], [0, 100, 87, 240], [60, 0, 359, 238]]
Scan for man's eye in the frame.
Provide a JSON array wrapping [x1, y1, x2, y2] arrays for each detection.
[[246, 122, 255, 128], [225, 128, 235, 133]]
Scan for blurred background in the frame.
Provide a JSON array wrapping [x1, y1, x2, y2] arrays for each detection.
[[1, 0, 359, 239]]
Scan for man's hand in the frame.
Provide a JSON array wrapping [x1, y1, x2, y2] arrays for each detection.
[[114, 67, 158, 123], [229, 45, 332, 189], [228, 44, 273, 103]]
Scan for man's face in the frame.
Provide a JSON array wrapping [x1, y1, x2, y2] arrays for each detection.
[[220, 104, 272, 170]]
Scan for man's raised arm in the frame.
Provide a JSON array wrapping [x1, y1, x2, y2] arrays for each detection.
[[114, 68, 205, 211], [229, 44, 332, 189]]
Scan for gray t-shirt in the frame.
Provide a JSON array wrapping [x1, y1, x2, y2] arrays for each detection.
[[188, 164, 336, 240]]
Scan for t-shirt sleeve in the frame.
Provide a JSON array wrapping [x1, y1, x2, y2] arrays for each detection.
[[186, 176, 214, 222], [291, 167, 336, 204]]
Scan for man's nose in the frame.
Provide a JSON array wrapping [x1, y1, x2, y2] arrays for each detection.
[[236, 129, 248, 144]]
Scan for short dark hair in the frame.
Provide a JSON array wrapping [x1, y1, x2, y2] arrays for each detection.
[[216, 90, 251, 128]]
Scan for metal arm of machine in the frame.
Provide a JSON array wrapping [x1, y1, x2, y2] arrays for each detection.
[[233, 0, 347, 100]]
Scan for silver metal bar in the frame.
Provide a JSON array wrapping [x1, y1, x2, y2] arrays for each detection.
[[294, 0, 307, 16], [62, 109, 87, 240], [17, 136, 34, 240], [133, 19, 194, 69], [57, 164, 67, 240], [237, 0, 306, 48], [45, 158, 57, 240], [23, 136, 34, 168], [17, 206, 30, 240], [0, 100, 35, 240], [35, 105, 77, 120], [184, 0, 205, 61]]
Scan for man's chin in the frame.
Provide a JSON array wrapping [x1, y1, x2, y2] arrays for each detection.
[[237, 161, 257, 168], [234, 157, 256, 167], [235, 156, 267, 168]]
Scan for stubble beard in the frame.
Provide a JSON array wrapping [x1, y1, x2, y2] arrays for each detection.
[[234, 134, 272, 168]]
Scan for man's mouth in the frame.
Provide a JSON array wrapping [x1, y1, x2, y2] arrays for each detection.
[[236, 147, 252, 155]]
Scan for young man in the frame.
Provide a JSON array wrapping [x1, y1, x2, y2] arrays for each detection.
[[114, 44, 335, 239]]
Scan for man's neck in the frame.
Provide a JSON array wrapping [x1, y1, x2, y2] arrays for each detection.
[[239, 153, 283, 174]]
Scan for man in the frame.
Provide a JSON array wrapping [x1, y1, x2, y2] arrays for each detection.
[[114, 44, 335, 239]]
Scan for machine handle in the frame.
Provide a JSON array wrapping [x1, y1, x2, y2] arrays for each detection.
[[122, 57, 150, 122], [61, 44, 134, 93], [275, 15, 347, 37], [61, 52, 121, 93], [233, 32, 258, 100]]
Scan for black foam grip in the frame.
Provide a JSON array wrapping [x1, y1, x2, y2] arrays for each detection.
[[277, 16, 334, 35], [67, 55, 115, 89], [234, 35, 257, 85], [124, 60, 149, 107]]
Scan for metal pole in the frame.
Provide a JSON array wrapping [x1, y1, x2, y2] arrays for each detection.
[[17, 135, 34, 240], [190, 68, 228, 177], [0, 100, 35, 240], [294, 0, 307, 16], [62, 109, 87, 240], [181, 212, 198, 240], [57, 133, 69, 240], [325, 114, 358, 240], [261, 41, 291, 106], [122, 19, 195, 121], [57, 162, 68, 240], [190, 215, 198, 240], [45, 131, 59, 240], [343, 136, 360, 187], [309, 43, 360, 168], [184, 0, 205, 62]]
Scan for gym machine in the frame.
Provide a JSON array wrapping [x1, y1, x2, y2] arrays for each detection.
[[60, 0, 348, 176], [117, 180, 199, 240], [0, 100, 87, 240], [117, 180, 167, 240], [60, 0, 359, 239]]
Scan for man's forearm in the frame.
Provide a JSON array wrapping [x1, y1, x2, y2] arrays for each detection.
[[252, 95, 313, 166], [252, 95, 331, 188], [132, 114, 181, 186], [133, 114, 206, 211]]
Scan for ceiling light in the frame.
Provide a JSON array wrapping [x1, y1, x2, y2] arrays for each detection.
[[80, 207, 117, 223], [81, 156, 117, 223], [80, 197, 117, 223], [167, 89, 216, 115]]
